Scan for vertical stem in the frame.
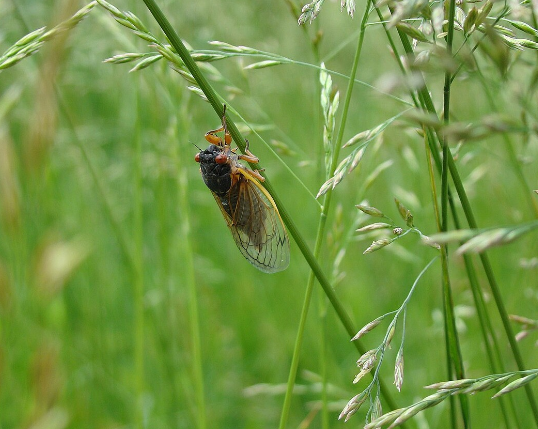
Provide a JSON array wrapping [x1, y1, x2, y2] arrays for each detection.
[[279, 1, 403, 428], [133, 81, 145, 429], [169, 102, 207, 429], [178, 134, 207, 429], [441, 0, 470, 425]]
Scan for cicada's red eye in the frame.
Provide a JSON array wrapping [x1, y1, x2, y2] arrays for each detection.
[[215, 153, 228, 164], [195, 153, 201, 162]]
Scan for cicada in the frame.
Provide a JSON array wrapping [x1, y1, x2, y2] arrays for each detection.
[[195, 107, 290, 273]]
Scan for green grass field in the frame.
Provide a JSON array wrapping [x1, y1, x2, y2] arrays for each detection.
[[1, 0, 538, 428]]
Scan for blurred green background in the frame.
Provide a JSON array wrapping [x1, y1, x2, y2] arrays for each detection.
[[1, 0, 537, 428]]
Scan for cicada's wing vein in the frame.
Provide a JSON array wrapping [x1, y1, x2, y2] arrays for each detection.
[[211, 176, 290, 273]]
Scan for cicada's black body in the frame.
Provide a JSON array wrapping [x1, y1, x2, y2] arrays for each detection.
[[197, 144, 232, 197]]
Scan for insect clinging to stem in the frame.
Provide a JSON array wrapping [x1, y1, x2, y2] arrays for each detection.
[[194, 105, 290, 273]]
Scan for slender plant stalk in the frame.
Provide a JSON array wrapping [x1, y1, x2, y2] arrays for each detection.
[[279, 2, 380, 428], [176, 117, 207, 429], [441, 0, 470, 425], [311, 37, 331, 429], [317, 294, 329, 429], [133, 82, 145, 429], [425, 115, 524, 428], [278, 284, 315, 429], [424, 135, 460, 428], [462, 255, 519, 426]]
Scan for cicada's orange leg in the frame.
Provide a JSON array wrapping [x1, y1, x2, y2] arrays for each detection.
[[237, 139, 259, 163], [245, 168, 265, 182], [236, 139, 266, 181], [204, 124, 232, 147], [205, 105, 232, 147]]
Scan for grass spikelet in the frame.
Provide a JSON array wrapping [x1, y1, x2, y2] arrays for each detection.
[[388, 0, 430, 28], [187, 86, 209, 101], [508, 19, 538, 37], [492, 373, 538, 398], [428, 221, 538, 254], [320, 62, 339, 176], [342, 114, 402, 148], [510, 315, 538, 324], [356, 204, 385, 217], [395, 22, 432, 43], [244, 60, 283, 69], [371, 395, 383, 422], [352, 317, 384, 341], [298, 0, 325, 25], [129, 54, 162, 72], [341, 0, 356, 18], [394, 198, 414, 227], [475, 0, 493, 27], [364, 370, 538, 427], [339, 391, 368, 421], [356, 222, 393, 233], [463, 7, 478, 35], [103, 52, 149, 64], [0, 3, 95, 70], [363, 238, 392, 254], [394, 348, 404, 392]]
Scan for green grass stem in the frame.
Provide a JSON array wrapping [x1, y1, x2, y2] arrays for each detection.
[[279, 2, 384, 428], [175, 118, 207, 429], [133, 82, 145, 429], [441, 0, 470, 425]]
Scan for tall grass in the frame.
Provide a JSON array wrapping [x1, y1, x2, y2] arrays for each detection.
[[1, 0, 538, 428]]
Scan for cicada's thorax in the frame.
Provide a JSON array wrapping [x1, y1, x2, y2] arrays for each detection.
[[197, 144, 234, 196]]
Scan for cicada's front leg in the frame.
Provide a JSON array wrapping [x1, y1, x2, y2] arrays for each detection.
[[205, 105, 232, 147], [204, 124, 232, 147]]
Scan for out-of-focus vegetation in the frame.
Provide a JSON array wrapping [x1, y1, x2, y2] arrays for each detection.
[[1, 0, 537, 428]]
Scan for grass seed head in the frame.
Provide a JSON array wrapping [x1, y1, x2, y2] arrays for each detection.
[[356, 204, 385, 217], [356, 223, 393, 233], [394, 349, 404, 391], [352, 318, 382, 340], [357, 349, 377, 369], [364, 238, 392, 254]]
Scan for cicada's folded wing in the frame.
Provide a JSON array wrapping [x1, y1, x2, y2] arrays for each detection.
[[211, 172, 290, 273]]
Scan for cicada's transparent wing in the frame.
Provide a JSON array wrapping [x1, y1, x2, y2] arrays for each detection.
[[211, 172, 290, 273]]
